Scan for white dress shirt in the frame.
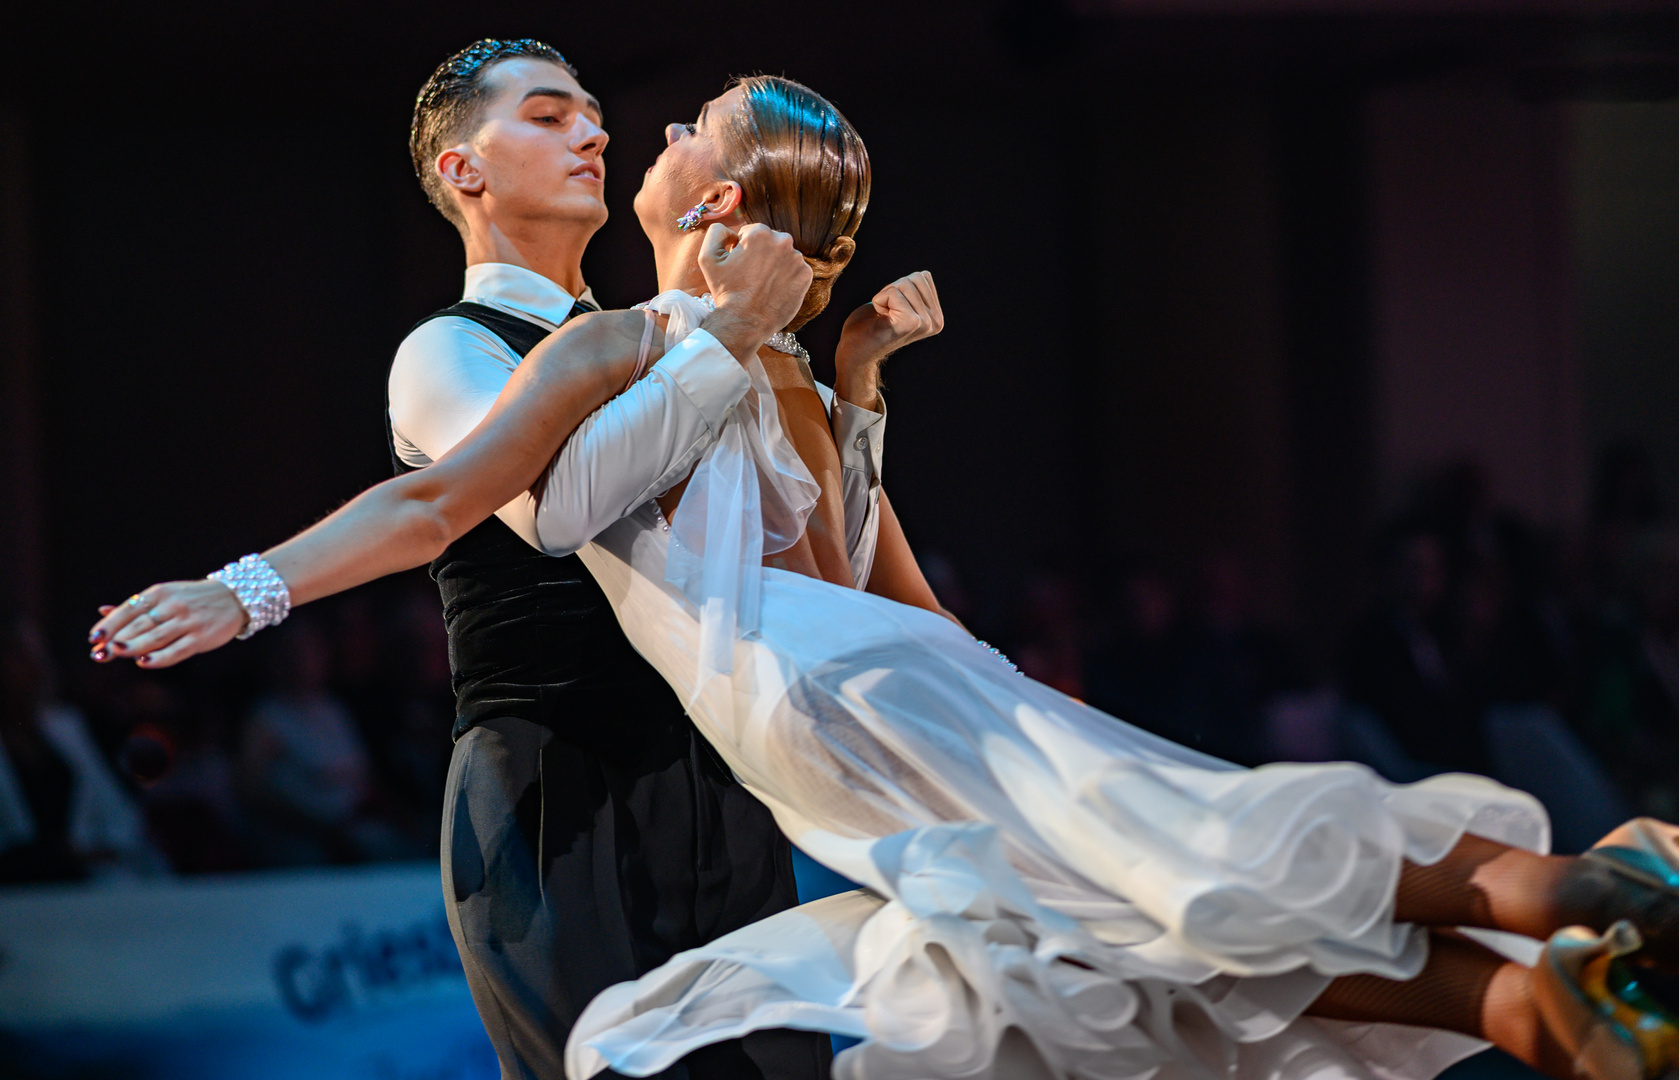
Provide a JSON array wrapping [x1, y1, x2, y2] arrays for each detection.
[[388, 263, 886, 581]]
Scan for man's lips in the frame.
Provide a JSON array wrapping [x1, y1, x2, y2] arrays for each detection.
[[571, 162, 603, 183]]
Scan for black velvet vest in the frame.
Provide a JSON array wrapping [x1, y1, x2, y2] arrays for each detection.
[[389, 302, 685, 746]]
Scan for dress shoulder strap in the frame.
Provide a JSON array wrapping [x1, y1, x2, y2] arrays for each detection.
[[624, 308, 657, 391]]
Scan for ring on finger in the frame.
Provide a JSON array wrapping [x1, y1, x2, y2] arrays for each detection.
[[125, 593, 153, 610]]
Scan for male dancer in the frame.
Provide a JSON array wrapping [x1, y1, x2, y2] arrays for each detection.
[[389, 42, 846, 1080], [93, 39, 890, 1080]]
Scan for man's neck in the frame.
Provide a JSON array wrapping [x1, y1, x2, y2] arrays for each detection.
[[464, 220, 590, 298]]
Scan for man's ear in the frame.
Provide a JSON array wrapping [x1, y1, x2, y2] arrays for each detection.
[[436, 144, 485, 196]]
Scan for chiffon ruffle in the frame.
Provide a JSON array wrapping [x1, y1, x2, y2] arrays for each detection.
[[567, 822, 1503, 1080]]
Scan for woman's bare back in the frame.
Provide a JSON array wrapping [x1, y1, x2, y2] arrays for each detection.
[[655, 346, 854, 590]]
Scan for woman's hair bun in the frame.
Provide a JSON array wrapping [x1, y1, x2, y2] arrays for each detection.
[[811, 235, 855, 280], [788, 235, 856, 331]]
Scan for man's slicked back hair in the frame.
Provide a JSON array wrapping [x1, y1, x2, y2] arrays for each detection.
[[410, 39, 577, 231]]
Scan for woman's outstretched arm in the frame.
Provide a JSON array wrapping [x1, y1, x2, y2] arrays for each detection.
[[276, 313, 649, 598], [88, 312, 641, 666], [89, 224, 815, 667]]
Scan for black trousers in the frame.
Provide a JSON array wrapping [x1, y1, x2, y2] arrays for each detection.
[[442, 714, 831, 1080]]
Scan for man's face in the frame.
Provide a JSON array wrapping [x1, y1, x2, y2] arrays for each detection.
[[462, 58, 609, 230]]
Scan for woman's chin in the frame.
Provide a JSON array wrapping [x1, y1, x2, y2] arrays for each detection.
[[633, 206, 656, 246]]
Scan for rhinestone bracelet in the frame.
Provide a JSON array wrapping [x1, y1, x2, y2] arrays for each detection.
[[208, 554, 292, 640]]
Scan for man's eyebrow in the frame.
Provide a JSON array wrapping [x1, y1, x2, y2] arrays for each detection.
[[521, 87, 605, 122]]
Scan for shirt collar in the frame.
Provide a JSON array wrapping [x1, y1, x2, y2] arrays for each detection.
[[461, 262, 597, 328]]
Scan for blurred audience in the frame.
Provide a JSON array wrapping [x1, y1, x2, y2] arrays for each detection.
[[340, 586, 456, 844], [136, 679, 250, 874], [0, 573, 455, 886], [1341, 519, 1488, 774], [1586, 440, 1665, 602], [1010, 568, 1089, 699], [1176, 554, 1308, 766], [0, 614, 165, 883], [1081, 560, 1191, 746], [1081, 555, 1307, 766], [1342, 462, 1572, 777], [9, 447, 1679, 885], [238, 612, 416, 866], [1579, 527, 1679, 820]]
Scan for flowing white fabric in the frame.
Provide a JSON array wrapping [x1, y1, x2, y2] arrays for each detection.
[[647, 290, 820, 683], [566, 298, 1551, 1080]]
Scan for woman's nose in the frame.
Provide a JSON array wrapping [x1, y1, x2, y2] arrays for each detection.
[[665, 123, 685, 146]]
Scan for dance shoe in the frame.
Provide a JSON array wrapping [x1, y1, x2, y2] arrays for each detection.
[[1534, 921, 1679, 1080], [1576, 820, 1679, 968]]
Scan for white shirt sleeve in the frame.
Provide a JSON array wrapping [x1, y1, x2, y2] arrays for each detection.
[[388, 316, 521, 469], [816, 385, 888, 588], [521, 330, 751, 555], [388, 316, 750, 554]]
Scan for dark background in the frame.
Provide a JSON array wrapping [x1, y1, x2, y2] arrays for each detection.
[[2, 0, 1679, 867], [3, 0, 1676, 653]]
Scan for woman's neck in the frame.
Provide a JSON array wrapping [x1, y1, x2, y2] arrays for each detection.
[[652, 232, 710, 297]]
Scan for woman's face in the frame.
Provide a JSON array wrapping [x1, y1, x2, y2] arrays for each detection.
[[634, 86, 746, 237]]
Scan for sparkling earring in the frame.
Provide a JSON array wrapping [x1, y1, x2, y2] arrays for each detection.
[[676, 203, 708, 231]]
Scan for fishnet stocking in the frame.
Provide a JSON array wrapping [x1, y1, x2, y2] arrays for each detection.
[[1396, 834, 1577, 939], [1307, 932, 1575, 1079]]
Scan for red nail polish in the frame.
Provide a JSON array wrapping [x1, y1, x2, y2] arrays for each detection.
[[90, 648, 108, 662]]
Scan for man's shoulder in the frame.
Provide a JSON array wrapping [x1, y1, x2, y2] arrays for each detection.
[[400, 302, 557, 367], [391, 309, 522, 376], [412, 300, 542, 338]]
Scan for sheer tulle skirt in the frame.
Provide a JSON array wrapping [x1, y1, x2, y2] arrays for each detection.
[[565, 516, 1549, 1080]]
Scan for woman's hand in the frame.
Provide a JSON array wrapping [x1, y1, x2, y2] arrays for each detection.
[[88, 580, 247, 668], [834, 271, 943, 412]]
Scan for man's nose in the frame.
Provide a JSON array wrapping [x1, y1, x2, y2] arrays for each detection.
[[572, 116, 609, 156]]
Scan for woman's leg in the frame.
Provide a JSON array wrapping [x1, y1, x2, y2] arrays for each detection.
[[1307, 931, 1575, 1079], [1395, 834, 1577, 939]]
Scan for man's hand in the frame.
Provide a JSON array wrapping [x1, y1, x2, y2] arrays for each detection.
[[696, 223, 813, 363], [834, 271, 943, 412], [88, 580, 247, 668]]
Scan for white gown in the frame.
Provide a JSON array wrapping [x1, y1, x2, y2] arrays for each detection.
[[565, 293, 1550, 1080]]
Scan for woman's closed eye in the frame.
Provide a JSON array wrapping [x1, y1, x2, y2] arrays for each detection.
[[683, 122, 697, 136]]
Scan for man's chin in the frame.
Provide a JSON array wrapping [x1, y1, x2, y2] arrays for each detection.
[[552, 198, 609, 230]]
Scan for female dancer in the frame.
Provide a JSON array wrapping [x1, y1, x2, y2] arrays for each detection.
[[93, 76, 1679, 1080]]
